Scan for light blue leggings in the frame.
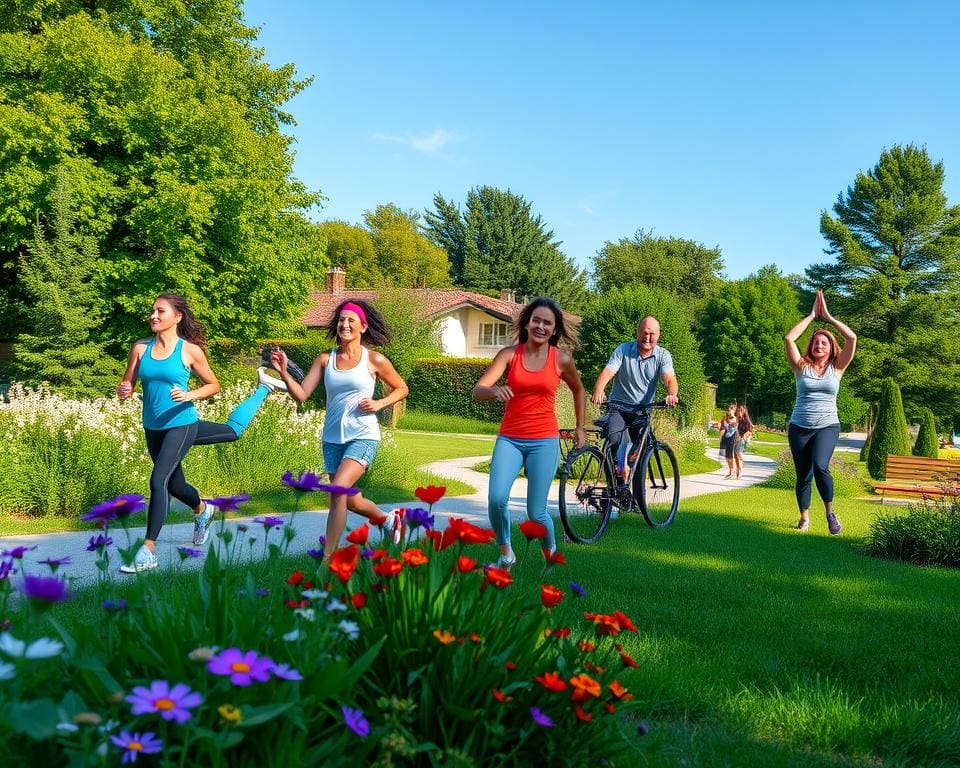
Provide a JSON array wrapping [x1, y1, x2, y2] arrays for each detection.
[[488, 435, 561, 553]]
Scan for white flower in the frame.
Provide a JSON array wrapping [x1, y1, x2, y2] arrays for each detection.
[[325, 599, 348, 613], [282, 629, 301, 642], [0, 633, 65, 659], [0, 660, 15, 680], [300, 589, 328, 601], [293, 608, 316, 623], [56, 722, 79, 733], [338, 620, 360, 640]]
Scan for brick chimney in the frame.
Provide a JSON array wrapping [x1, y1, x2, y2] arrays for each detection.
[[499, 288, 516, 303], [326, 266, 346, 294]]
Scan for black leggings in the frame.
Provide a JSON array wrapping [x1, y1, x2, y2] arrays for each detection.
[[144, 421, 239, 541], [606, 407, 647, 474], [787, 422, 841, 510]]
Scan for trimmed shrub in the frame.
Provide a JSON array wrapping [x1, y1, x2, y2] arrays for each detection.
[[913, 407, 939, 458], [762, 449, 865, 498], [837, 385, 870, 430], [867, 378, 911, 479], [577, 284, 707, 428], [406, 357, 505, 422], [864, 498, 960, 568]]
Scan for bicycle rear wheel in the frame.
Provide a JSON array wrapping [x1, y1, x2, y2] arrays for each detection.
[[559, 445, 614, 543], [635, 441, 679, 528]]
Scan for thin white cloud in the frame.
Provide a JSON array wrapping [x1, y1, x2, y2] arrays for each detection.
[[371, 128, 459, 153]]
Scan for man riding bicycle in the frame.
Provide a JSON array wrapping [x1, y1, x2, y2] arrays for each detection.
[[591, 316, 679, 482]]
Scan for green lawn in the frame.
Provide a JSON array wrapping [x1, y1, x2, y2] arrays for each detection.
[[395, 408, 500, 435]]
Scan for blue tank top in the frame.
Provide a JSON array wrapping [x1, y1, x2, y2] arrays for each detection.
[[139, 338, 198, 430], [790, 364, 840, 429]]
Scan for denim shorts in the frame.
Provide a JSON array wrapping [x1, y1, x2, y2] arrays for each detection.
[[322, 439, 380, 473]]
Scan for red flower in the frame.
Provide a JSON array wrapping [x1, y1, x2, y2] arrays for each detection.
[[611, 610, 637, 632], [545, 627, 571, 638], [351, 593, 368, 609], [504, 661, 517, 671], [578, 640, 595, 653], [425, 529, 445, 551], [447, 517, 496, 545], [584, 611, 621, 636], [345, 523, 369, 545], [541, 584, 565, 609], [415, 485, 447, 505], [492, 689, 513, 702], [457, 555, 477, 573], [608, 680, 632, 700], [618, 650, 638, 669], [484, 567, 513, 589], [584, 660, 606, 674], [519, 520, 548, 540], [286, 570, 305, 586], [535, 672, 568, 692], [285, 599, 309, 609], [371, 582, 388, 592], [574, 705, 593, 722], [373, 557, 404, 578], [402, 548, 429, 567], [542, 548, 567, 565], [469, 632, 482, 644], [327, 545, 360, 583], [604, 702, 616, 714], [371, 548, 388, 560]]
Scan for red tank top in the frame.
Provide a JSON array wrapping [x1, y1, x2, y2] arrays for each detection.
[[499, 345, 561, 439]]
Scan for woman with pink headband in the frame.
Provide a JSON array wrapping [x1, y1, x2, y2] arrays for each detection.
[[271, 299, 409, 556]]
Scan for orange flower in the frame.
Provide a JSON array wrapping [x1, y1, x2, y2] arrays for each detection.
[[546, 627, 571, 639], [345, 523, 369, 545], [618, 649, 638, 669], [457, 555, 476, 573], [373, 557, 403, 578], [574, 705, 593, 722], [401, 548, 429, 567], [351, 593, 367, 609], [542, 548, 567, 565], [535, 672, 568, 692], [611, 610, 637, 632], [327, 545, 360, 583], [584, 611, 622, 636], [433, 629, 456, 645], [578, 640, 596, 653], [569, 674, 602, 698], [541, 584, 565, 609], [519, 520, 548, 540], [415, 485, 447, 505], [484, 567, 513, 589], [608, 680, 631, 700], [583, 661, 606, 674], [469, 632, 482, 644], [491, 689, 513, 702]]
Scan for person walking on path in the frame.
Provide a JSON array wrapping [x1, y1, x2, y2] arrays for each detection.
[[473, 297, 587, 569], [720, 402, 739, 479], [270, 300, 409, 558], [117, 293, 288, 573], [784, 288, 857, 534], [734, 403, 754, 479]]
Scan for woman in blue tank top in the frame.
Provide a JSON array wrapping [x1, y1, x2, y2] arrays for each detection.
[[117, 293, 291, 573], [270, 300, 409, 559], [784, 289, 857, 535]]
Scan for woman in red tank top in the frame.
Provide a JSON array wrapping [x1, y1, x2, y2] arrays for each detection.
[[473, 297, 587, 568]]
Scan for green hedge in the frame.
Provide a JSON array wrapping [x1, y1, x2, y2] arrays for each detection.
[[913, 407, 939, 459], [406, 357, 505, 422], [867, 378, 911, 479], [864, 499, 960, 568]]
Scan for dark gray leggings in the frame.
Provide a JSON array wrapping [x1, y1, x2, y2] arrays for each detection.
[[144, 422, 238, 540], [787, 422, 841, 510]]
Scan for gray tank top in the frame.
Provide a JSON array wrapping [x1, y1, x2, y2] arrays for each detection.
[[790, 364, 840, 429]]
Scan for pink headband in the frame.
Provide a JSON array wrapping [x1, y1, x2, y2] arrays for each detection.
[[339, 302, 367, 326]]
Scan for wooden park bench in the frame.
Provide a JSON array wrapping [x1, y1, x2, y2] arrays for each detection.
[[873, 454, 960, 503]]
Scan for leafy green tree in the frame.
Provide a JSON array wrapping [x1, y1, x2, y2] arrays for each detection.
[[363, 205, 450, 288], [577, 284, 707, 427], [913, 407, 939, 459], [0, 2, 320, 349], [423, 186, 590, 311], [12, 170, 117, 395], [317, 221, 380, 288], [808, 145, 960, 414], [697, 266, 798, 420], [593, 229, 724, 304], [374, 286, 443, 380], [867, 378, 911, 479]]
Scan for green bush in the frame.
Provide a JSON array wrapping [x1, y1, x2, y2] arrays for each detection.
[[837, 385, 870, 430], [762, 449, 866, 498], [407, 357, 505, 422], [913, 407, 939, 459], [867, 378, 911, 479], [397, 409, 500, 435], [577, 284, 707, 428], [864, 498, 960, 568]]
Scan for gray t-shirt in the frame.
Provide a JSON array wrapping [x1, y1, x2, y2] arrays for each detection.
[[790, 364, 840, 429], [605, 342, 675, 406]]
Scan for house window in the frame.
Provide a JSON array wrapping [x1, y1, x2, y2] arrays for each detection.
[[478, 322, 508, 347]]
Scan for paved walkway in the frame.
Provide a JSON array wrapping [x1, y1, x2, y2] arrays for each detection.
[[2, 449, 776, 586]]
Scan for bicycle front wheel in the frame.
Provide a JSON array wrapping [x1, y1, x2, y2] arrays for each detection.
[[635, 441, 679, 528], [559, 445, 614, 543]]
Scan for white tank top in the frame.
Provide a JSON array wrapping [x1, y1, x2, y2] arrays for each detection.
[[322, 347, 381, 444]]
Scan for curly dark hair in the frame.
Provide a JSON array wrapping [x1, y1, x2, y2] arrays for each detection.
[[326, 299, 391, 347], [156, 293, 206, 349], [514, 297, 578, 348]]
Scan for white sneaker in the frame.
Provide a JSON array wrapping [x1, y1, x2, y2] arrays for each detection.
[[193, 503, 216, 546], [257, 366, 288, 392], [385, 509, 404, 545], [119, 545, 158, 574], [496, 550, 517, 570]]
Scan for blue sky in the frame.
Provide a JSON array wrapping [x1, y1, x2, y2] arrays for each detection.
[[243, 0, 960, 281]]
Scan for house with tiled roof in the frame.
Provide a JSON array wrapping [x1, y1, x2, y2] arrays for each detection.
[[302, 268, 579, 358]]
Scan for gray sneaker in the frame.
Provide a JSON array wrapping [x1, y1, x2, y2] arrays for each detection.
[[260, 348, 305, 382], [193, 503, 217, 546], [826, 512, 842, 536], [119, 544, 158, 574]]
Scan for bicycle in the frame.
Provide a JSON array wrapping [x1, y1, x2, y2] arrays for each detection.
[[558, 400, 680, 543]]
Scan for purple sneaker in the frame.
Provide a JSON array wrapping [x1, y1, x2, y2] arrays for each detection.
[[826, 512, 842, 536]]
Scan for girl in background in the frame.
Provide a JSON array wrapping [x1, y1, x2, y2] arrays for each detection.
[[734, 403, 754, 478]]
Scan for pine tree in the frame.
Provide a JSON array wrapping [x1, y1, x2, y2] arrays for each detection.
[[912, 407, 939, 458], [867, 378, 912, 479]]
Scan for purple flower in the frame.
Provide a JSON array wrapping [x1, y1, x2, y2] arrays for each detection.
[[1, 545, 37, 559], [207, 648, 274, 686], [318, 535, 326, 548], [86, 533, 113, 553], [175, 547, 203, 560], [282, 470, 324, 492], [570, 581, 587, 598], [637, 721, 650, 736], [255, 588, 270, 597], [111, 730, 163, 764], [342, 705, 369, 737], [82, 494, 145, 528], [530, 707, 554, 728], [306, 549, 325, 560], [253, 516, 284, 530], [359, 547, 374, 559], [18, 574, 70, 603], [316, 482, 359, 496], [102, 598, 128, 612], [126, 680, 203, 724], [405, 507, 435, 531], [205, 494, 250, 513], [270, 662, 303, 681], [0, 560, 16, 581], [38, 556, 72, 573]]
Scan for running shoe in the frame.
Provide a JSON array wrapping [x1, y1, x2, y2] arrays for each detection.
[[119, 545, 158, 574], [193, 502, 217, 546], [260, 348, 305, 382]]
